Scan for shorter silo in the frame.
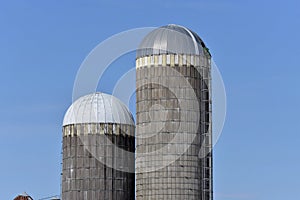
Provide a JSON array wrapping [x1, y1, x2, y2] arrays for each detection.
[[61, 92, 135, 200]]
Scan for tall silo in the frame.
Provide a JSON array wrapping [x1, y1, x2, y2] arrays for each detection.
[[62, 92, 135, 200], [136, 24, 213, 199]]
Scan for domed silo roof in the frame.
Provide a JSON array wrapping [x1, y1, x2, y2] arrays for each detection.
[[63, 92, 134, 126], [137, 24, 209, 58]]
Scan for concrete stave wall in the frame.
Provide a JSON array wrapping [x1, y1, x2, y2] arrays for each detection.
[[136, 54, 213, 200], [62, 123, 135, 200]]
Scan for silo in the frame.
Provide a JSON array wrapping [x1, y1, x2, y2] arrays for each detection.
[[136, 24, 213, 199], [62, 92, 135, 200]]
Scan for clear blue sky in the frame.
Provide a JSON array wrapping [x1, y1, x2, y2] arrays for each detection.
[[1, 0, 299, 199]]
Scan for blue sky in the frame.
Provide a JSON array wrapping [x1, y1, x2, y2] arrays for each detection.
[[0, 0, 299, 199]]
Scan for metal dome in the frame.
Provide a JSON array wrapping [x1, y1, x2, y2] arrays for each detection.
[[63, 92, 134, 126], [137, 24, 208, 58]]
